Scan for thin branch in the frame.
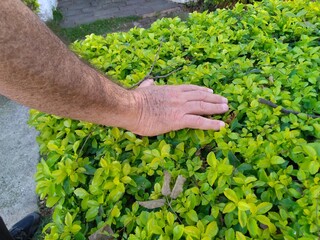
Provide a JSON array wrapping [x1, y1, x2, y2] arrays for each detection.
[[129, 42, 163, 89], [76, 126, 98, 161], [153, 66, 185, 80], [146, 41, 163, 79], [165, 196, 183, 224], [258, 98, 320, 119]]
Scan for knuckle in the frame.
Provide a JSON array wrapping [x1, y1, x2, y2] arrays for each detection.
[[199, 92, 208, 101], [199, 101, 207, 111], [194, 115, 203, 126]]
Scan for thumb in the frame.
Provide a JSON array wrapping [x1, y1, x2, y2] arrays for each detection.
[[138, 79, 155, 88]]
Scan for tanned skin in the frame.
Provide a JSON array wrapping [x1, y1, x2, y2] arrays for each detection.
[[0, 0, 229, 136]]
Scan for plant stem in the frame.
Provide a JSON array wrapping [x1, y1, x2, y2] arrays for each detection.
[[258, 98, 320, 119]]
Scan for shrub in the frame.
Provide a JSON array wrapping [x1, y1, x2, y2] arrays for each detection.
[[22, 0, 39, 12], [29, 0, 320, 239], [185, 0, 258, 12]]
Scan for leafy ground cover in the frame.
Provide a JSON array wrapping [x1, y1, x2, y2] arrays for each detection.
[[29, 0, 320, 239], [47, 9, 188, 44], [188, 0, 259, 12]]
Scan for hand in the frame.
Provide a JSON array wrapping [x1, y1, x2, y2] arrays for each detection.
[[127, 79, 229, 136]]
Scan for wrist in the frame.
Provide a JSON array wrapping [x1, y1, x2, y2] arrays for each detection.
[[95, 80, 144, 133], [118, 89, 144, 133]]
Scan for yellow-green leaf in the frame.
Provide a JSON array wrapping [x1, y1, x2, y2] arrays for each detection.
[[205, 221, 218, 238], [236, 231, 247, 240], [186, 209, 198, 223], [223, 202, 236, 213], [173, 225, 184, 240], [224, 188, 239, 203], [256, 202, 272, 215], [238, 200, 250, 211], [238, 210, 247, 228], [65, 212, 73, 227], [184, 226, 200, 239]]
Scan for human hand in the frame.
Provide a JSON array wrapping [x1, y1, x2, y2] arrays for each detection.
[[127, 79, 229, 136]]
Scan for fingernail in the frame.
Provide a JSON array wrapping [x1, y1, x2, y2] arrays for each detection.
[[219, 121, 225, 128], [207, 88, 214, 93], [222, 104, 229, 111], [222, 97, 228, 103]]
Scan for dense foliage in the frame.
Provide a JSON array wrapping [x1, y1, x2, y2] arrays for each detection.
[[29, 0, 320, 239], [22, 0, 39, 12], [186, 0, 259, 12]]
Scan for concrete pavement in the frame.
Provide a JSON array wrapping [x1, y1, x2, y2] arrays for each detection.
[[0, 96, 39, 229], [59, 0, 181, 27]]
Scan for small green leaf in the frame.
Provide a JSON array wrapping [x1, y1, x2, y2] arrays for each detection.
[[75, 130, 87, 138], [207, 169, 218, 186], [167, 212, 175, 225], [65, 212, 73, 227], [247, 217, 259, 237], [224, 188, 239, 203], [85, 206, 99, 222], [236, 231, 246, 240], [255, 215, 276, 233], [223, 202, 236, 213], [46, 196, 60, 207], [70, 224, 81, 234], [173, 225, 184, 240], [111, 127, 121, 139], [270, 156, 285, 165], [186, 209, 198, 223], [184, 226, 200, 238], [195, 129, 205, 142], [74, 188, 89, 199], [302, 145, 317, 158], [225, 228, 235, 240], [309, 161, 320, 175], [73, 140, 81, 153], [296, 9, 307, 17], [228, 133, 238, 140], [238, 201, 251, 211], [111, 206, 120, 217], [205, 221, 218, 238], [207, 152, 218, 167], [256, 202, 273, 215], [238, 210, 247, 228], [122, 163, 131, 176]]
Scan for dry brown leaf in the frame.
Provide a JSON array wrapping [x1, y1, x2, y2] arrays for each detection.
[[170, 175, 186, 199], [88, 225, 114, 240], [161, 171, 171, 196], [138, 199, 166, 209]]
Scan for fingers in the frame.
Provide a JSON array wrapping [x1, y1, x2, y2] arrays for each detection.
[[184, 101, 229, 115], [184, 91, 228, 104], [182, 115, 225, 130], [177, 84, 214, 93]]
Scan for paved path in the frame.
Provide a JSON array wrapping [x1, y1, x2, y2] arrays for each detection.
[[0, 96, 39, 229], [59, 0, 181, 27]]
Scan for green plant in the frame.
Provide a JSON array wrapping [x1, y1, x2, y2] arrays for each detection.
[[22, 0, 39, 12], [29, 0, 320, 239], [186, 0, 258, 12]]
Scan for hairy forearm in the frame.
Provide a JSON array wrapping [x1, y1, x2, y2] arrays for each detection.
[[0, 0, 229, 137], [0, 0, 135, 128]]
